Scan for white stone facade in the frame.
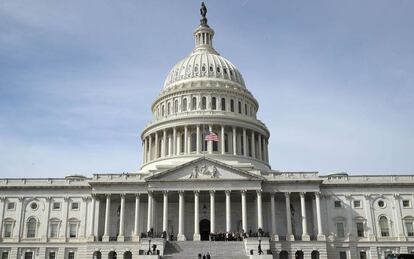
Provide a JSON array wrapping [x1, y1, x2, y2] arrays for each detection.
[[1, 4, 413, 259]]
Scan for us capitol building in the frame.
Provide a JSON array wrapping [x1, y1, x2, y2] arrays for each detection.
[[1, 3, 413, 259]]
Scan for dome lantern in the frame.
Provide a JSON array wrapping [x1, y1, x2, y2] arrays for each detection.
[[193, 2, 216, 54]]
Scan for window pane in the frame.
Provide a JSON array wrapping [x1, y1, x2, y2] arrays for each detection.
[[27, 219, 36, 238], [356, 223, 364, 237], [2, 252, 9, 259], [69, 224, 77, 238], [339, 251, 347, 259], [221, 98, 226, 111], [52, 202, 61, 210], [7, 203, 15, 210], [337, 222, 345, 237], [68, 252, 75, 259], [379, 216, 389, 237], [359, 252, 367, 259], [4, 223, 12, 237], [406, 222, 414, 236], [50, 223, 59, 238], [49, 252, 55, 259], [71, 203, 79, 210], [24, 252, 33, 259], [334, 201, 342, 208]]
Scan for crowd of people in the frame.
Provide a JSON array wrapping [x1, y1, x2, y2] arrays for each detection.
[[197, 253, 211, 259]]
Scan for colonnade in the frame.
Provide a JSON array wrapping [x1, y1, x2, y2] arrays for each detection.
[[142, 125, 269, 164], [101, 191, 324, 242]]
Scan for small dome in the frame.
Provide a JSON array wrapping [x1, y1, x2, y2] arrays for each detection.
[[163, 52, 246, 89]]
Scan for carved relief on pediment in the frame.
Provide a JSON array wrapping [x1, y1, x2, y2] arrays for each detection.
[[189, 164, 219, 179]]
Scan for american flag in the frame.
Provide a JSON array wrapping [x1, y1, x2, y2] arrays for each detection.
[[204, 131, 219, 142]]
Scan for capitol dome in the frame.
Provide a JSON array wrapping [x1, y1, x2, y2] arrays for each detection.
[[140, 4, 270, 172]]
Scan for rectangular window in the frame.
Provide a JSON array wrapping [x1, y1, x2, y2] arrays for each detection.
[[353, 200, 361, 208], [71, 202, 79, 210], [403, 200, 411, 208], [339, 251, 347, 259], [50, 223, 59, 238], [49, 252, 56, 259], [52, 202, 61, 210], [406, 222, 414, 236], [4, 223, 12, 238], [356, 222, 364, 237], [24, 252, 33, 259], [359, 251, 367, 259], [2, 252, 9, 259], [7, 202, 15, 210], [68, 252, 75, 259], [334, 200, 342, 208], [336, 222, 345, 238], [69, 223, 77, 238]]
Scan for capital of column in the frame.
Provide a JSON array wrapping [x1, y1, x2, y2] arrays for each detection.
[[345, 194, 352, 200], [193, 190, 200, 195], [225, 190, 231, 195], [105, 194, 111, 199], [209, 190, 216, 195], [178, 190, 185, 195], [163, 190, 169, 195], [240, 189, 247, 194], [120, 193, 126, 198], [300, 192, 306, 198], [284, 192, 291, 198], [256, 189, 262, 195], [393, 193, 401, 199], [363, 194, 371, 200], [135, 193, 141, 198]]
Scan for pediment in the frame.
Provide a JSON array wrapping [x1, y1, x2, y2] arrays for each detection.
[[146, 157, 263, 181]]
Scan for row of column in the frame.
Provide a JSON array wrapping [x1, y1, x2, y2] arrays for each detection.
[[142, 125, 269, 163], [100, 191, 324, 241]]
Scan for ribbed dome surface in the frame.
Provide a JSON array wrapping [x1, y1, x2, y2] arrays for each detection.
[[163, 52, 246, 89]]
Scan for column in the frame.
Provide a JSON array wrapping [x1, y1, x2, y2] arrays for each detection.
[[270, 192, 278, 240], [154, 133, 159, 159], [393, 193, 405, 240], [177, 191, 186, 240], [43, 197, 52, 241], [196, 125, 201, 154], [241, 190, 247, 232], [285, 192, 294, 241], [162, 129, 167, 157], [363, 194, 375, 241], [168, 134, 172, 156], [163, 191, 168, 234], [184, 126, 188, 154], [173, 127, 177, 155], [210, 191, 216, 234], [258, 134, 262, 160], [177, 131, 181, 155], [243, 128, 247, 157], [346, 194, 354, 241], [118, 194, 125, 241], [257, 190, 263, 230], [251, 131, 256, 158], [148, 135, 152, 161], [194, 191, 200, 240], [208, 125, 213, 154], [225, 190, 231, 233], [315, 192, 325, 240], [143, 138, 148, 163], [133, 194, 141, 240], [221, 125, 225, 155], [300, 192, 310, 240], [147, 192, 153, 232], [88, 195, 96, 240], [0, 197, 5, 240], [232, 127, 237, 155], [103, 194, 111, 242]]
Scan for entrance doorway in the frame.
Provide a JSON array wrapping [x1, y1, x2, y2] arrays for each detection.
[[200, 219, 210, 241]]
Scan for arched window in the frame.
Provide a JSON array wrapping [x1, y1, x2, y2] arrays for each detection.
[[27, 218, 36, 238], [212, 132, 218, 152], [161, 105, 165, 117], [182, 98, 187, 112], [379, 216, 390, 237], [238, 101, 242, 114], [167, 102, 171, 115], [279, 251, 288, 259], [190, 133, 197, 152], [230, 99, 234, 112], [174, 100, 178, 113], [245, 103, 248, 115], [212, 97, 217, 110], [201, 97, 207, 110], [295, 251, 304, 259], [311, 251, 320, 259], [202, 132, 208, 151], [192, 97, 197, 110], [221, 98, 226, 111]]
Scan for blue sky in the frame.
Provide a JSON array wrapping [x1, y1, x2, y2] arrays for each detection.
[[0, 0, 413, 178]]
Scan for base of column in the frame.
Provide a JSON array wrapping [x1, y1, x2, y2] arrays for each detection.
[[286, 235, 295, 241], [301, 234, 310, 241], [317, 234, 326, 241], [193, 234, 201, 241], [398, 235, 406, 241], [102, 235, 110, 242], [271, 234, 279, 241], [117, 235, 125, 242], [87, 235, 95, 242], [368, 234, 376, 241], [132, 235, 140, 242], [177, 234, 187, 241]]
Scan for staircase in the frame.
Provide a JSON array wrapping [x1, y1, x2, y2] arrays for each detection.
[[162, 241, 249, 259]]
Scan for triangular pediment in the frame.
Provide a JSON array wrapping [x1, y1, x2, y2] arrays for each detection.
[[146, 157, 264, 181]]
